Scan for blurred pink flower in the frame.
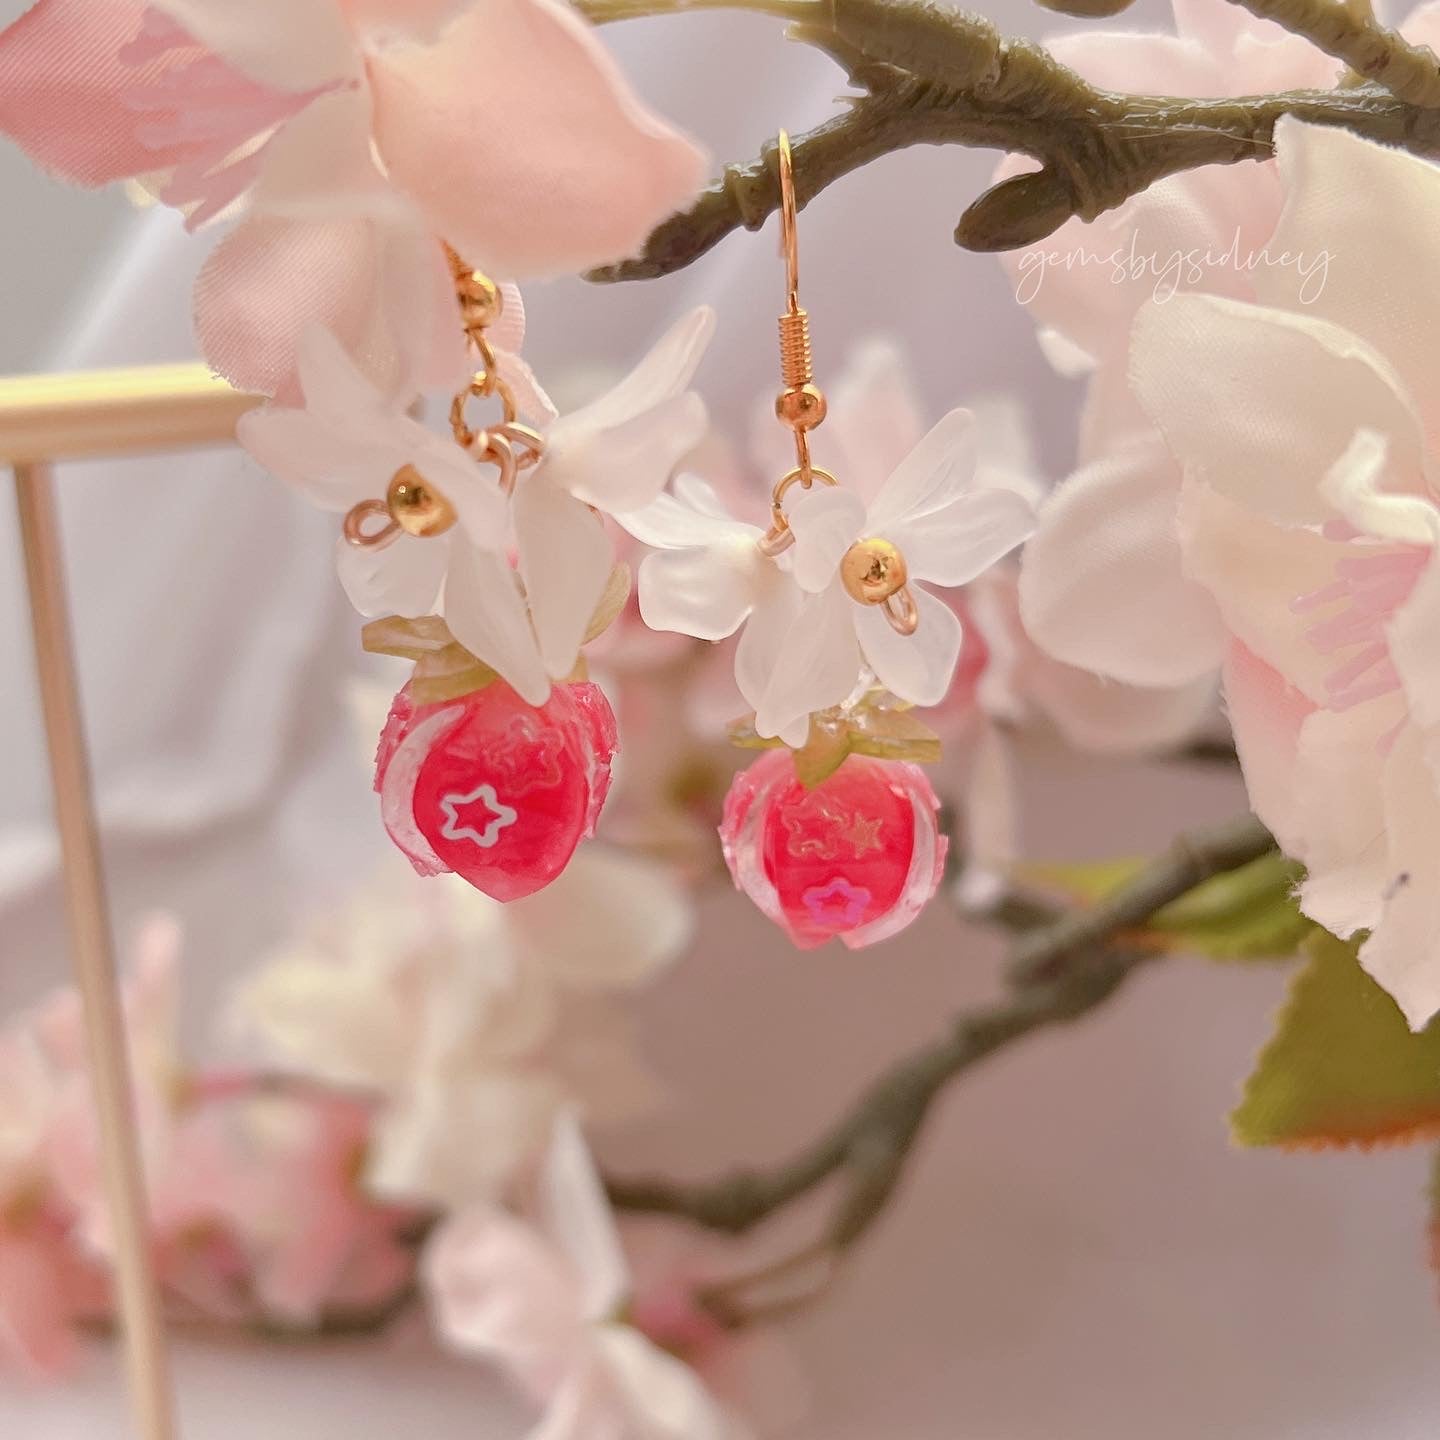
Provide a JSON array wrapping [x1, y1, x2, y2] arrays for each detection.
[[38, 914, 185, 1251], [10, 914, 417, 1343], [230, 850, 693, 1211], [0, 0, 706, 398], [0, 914, 186, 1377], [149, 1087, 417, 1327], [425, 1114, 751, 1440], [0, 1028, 106, 1377]]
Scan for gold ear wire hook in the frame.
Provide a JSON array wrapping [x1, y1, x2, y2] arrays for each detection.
[[778, 129, 801, 311], [761, 135, 920, 638], [762, 130, 830, 556]]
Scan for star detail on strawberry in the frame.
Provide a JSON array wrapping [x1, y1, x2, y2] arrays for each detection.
[[438, 784, 519, 849], [801, 876, 872, 929]]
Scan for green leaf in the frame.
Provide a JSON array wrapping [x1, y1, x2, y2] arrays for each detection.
[[1153, 853, 1314, 962], [1020, 852, 1311, 963], [1232, 929, 1440, 1150]]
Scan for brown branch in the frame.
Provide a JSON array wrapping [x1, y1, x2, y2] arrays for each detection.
[[580, 0, 1440, 277], [1007, 812, 1276, 986], [606, 813, 1276, 1244]]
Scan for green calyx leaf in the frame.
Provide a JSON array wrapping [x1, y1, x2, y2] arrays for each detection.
[[726, 702, 942, 788], [361, 615, 500, 705], [360, 564, 632, 707], [1021, 851, 1313, 963], [1232, 928, 1440, 1151]]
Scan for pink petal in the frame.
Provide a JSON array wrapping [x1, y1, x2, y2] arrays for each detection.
[[1265, 119, 1440, 459], [1176, 480, 1356, 706], [195, 209, 453, 401], [1048, 29, 1222, 95], [537, 1114, 629, 1325], [0, 1231, 82, 1377], [1018, 438, 1226, 688], [423, 1208, 588, 1395], [1222, 640, 1312, 859], [366, 0, 706, 278], [1388, 552, 1440, 731], [341, 0, 474, 41], [1357, 726, 1440, 1029], [1401, 0, 1440, 53], [1030, 660, 1218, 756], [1289, 702, 1400, 940], [1132, 292, 1428, 527], [150, 0, 357, 89], [1173, 0, 1340, 90], [999, 167, 1263, 374], [509, 851, 693, 990], [0, 0, 179, 185], [826, 340, 926, 502]]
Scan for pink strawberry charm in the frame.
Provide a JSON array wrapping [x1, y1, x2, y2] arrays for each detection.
[[375, 679, 619, 902], [719, 749, 946, 950]]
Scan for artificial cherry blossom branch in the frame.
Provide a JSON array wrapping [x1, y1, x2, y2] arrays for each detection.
[[579, 0, 1440, 274], [605, 813, 1275, 1269]]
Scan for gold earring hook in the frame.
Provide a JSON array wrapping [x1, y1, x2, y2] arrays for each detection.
[[778, 128, 801, 310], [762, 135, 921, 639], [763, 130, 831, 556]]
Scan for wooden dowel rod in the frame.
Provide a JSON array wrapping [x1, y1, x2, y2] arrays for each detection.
[[0, 364, 258, 463], [13, 461, 177, 1440]]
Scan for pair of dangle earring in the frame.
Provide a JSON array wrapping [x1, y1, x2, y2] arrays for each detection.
[[242, 133, 1032, 933]]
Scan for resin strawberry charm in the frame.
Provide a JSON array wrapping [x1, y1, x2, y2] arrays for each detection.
[[719, 747, 946, 950], [367, 616, 619, 902]]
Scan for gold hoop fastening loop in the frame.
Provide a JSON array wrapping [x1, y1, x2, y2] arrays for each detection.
[[882, 585, 920, 636], [343, 498, 400, 549], [758, 465, 838, 556], [451, 370, 522, 451]]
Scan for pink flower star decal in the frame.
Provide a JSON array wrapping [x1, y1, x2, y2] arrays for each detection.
[[801, 876, 872, 929], [438, 784, 519, 849]]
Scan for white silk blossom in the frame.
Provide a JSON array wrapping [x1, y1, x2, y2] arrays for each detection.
[[240, 307, 714, 703], [620, 408, 1036, 746]]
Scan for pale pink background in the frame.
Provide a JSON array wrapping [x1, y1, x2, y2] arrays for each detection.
[[0, 0, 1437, 1433]]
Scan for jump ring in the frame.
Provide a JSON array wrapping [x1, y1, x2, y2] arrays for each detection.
[[758, 465, 837, 557], [882, 584, 920, 637], [343, 499, 400, 549]]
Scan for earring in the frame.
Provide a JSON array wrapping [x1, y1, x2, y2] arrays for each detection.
[[238, 249, 714, 903], [619, 131, 1037, 950]]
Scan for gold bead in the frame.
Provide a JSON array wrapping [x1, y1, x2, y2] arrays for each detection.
[[386, 464, 457, 538], [456, 271, 502, 328], [775, 383, 827, 432], [840, 537, 908, 605]]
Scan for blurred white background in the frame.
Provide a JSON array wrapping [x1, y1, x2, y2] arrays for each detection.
[[0, 0, 1437, 1434]]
